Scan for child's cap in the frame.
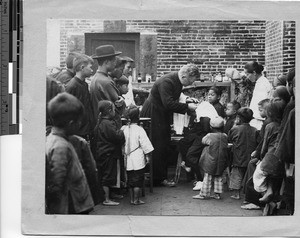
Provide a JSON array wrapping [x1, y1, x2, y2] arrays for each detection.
[[115, 75, 129, 85], [210, 116, 224, 129], [237, 107, 254, 122]]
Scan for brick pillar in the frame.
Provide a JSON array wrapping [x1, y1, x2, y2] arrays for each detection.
[[283, 21, 296, 74], [265, 21, 295, 81]]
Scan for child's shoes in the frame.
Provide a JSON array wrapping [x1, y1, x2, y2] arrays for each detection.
[[210, 194, 221, 200], [192, 194, 206, 200], [192, 181, 203, 191], [230, 194, 241, 200], [103, 200, 119, 206]]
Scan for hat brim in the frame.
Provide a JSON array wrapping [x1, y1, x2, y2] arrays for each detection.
[[91, 51, 122, 59]]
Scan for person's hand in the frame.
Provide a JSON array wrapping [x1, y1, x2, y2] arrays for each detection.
[[115, 96, 125, 107], [250, 157, 259, 165], [188, 103, 197, 111], [186, 97, 199, 104], [251, 151, 257, 158]]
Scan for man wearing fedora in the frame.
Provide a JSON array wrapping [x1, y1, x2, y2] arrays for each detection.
[[90, 45, 125, 125]]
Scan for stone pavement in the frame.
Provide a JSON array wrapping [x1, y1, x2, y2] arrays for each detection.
[[90, 180, 262, 216]]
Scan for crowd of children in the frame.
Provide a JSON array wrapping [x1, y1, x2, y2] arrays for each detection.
[[46, 46, 154, 214], [45, 47, 295, 216]]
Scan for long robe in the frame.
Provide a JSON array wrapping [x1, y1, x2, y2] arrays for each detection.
[[140, 72, 189, 182], [66, 76, 94, 136]]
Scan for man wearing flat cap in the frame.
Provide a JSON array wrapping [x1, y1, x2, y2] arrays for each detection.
[[90, 45, 125, 126]]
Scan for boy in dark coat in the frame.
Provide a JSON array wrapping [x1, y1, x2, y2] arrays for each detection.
[[65, 54, 95, 139], [56, 52, 82, 86], [228, 107, 260, 200], [46, 93, 94, 214]]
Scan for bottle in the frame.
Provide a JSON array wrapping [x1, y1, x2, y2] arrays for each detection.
[[137, 73, 142, 83], [216, 72, 222, 82]]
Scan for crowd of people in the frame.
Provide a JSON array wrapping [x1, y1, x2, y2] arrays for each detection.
[[45, 44, 295, 216]]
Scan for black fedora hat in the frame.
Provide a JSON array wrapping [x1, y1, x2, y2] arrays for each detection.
[[92, 45, 122, 59]]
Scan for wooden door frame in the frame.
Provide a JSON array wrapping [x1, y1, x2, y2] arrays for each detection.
[[85, 32, 140, 73]]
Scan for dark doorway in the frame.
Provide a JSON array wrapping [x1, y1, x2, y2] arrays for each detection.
[[85, 33, 140, 75]]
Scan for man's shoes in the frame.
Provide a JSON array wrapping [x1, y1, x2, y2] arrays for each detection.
[[193, 181, 203, 191]]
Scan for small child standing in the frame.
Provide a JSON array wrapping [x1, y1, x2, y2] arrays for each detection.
[[224, 100, 241, 134], [228, 108, 260, 200], [46, 93, 94, 214], [222, 100, 241, 186], [207, 87, 226, 118], [121, 106, 154, 205], [94, 100, 125, 206], [250, 99, 271, 161], [193, 116, 228, 200]]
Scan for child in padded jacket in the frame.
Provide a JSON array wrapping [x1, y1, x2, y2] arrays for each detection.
[[45, 92, 94, 214], [193, 116, 228, 200]]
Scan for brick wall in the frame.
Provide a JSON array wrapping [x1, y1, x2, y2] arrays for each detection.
[[283, 21, 296, 74], [60, 19, 104, 67], [126, 20, 266, 78], [265, 21, 284, 81], [59, 20, 267, 77], [265, 21, 295, 81]]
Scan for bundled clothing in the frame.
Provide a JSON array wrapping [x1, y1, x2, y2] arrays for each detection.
[[121, 123, 154, 188], [199, 132, 228, 196], [141, 72, 190, 183], [66, 76, 95, 137], [228, 123, 260, 190], [45, 127, 94, 214], [94, 117, 125, 187]]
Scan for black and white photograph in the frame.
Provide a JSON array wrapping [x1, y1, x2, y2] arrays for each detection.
[[16, 0, 300, 237], [45, 19, 295, 217]]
